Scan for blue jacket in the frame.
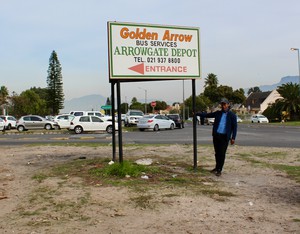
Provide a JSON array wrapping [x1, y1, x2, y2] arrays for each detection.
[[197, 110, 237, 141]]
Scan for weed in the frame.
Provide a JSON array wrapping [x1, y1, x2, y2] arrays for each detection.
[[130, 194, 154, 209], [32, 173, 49, 183]]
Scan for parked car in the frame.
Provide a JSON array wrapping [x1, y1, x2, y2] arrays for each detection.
[[16, 115, 59, 131], [69, 111, 86, 116], [69, 111, 106, 118], [251, 114, 269, 123], [0, 115, 17, 130], [125, 109, 144, 126], [205, 117, 215, 125], [137, 114, 175, 131], [69, 115, 118, 134], [166, 114, 184, 128], [0, 117, 5, 131], [237, 116, 243, 123], [53, 114, 74, 129]]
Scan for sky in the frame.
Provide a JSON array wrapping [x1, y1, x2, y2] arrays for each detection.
[[1, 0, 300, 105]]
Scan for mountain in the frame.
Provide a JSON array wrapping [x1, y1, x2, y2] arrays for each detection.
[[62, 76, 299, 112], [245, 76, 299, 94], [62, 94, 107, 113]]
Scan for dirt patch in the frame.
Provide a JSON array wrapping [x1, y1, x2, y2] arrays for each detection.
[[0, 145, 299, 233]]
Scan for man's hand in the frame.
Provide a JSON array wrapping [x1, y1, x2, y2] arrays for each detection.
[[230, 139, 235, 145]]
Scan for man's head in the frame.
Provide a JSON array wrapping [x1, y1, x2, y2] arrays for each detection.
[[220, 98, 230, 111]]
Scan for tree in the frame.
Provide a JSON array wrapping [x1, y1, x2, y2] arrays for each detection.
[[247, 86, 261, 95], [47, 50, 64, 115], [217, 85, 233, 100], [30, 87, 48, 100], [10, 90, 47, 117], [204, 73, 218, 88], [185, 94, 210, 119], [129, 97, 143, 111], [275, 82, 300, 120], [152, 100, 168, 112], [231, 88, 246, 104], [203, 73, 219, 104], [0, 86, 9, 114]]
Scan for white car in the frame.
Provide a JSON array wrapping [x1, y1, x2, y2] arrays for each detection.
[[69, 115, 118, 134], [251, 114, 269, 123], [0, 118, 5, 131], [16, 115, 59, 131], [237, 116, 243, 123], [137, 115, 175, 131], [205, 117, 215, 125], [0, 115, 17, 130], [125, 109, 144, 126], [54, 114, 74, 129]]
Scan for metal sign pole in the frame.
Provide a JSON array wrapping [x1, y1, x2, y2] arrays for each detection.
[[192, 79, 197, 170], [111, 81, 116, 161], [116, 81, 123, 163]]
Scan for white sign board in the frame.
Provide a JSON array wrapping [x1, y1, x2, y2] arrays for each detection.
[[108, 22, 201, 80]]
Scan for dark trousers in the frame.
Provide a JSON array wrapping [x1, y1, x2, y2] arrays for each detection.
[[213, 133, 229, 172]]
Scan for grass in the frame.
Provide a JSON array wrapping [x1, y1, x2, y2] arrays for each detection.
[[30, 156, 234, 209], [270, 121, 300, 126], [236, 154, 300, 183]]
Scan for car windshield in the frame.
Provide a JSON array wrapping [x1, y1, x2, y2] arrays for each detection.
[[142, 115, 153, 119], [130, 111, 143, 116], [168, 115, 178, 119]]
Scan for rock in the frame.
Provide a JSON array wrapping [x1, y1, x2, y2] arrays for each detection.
[[135, 158, 153, 165]]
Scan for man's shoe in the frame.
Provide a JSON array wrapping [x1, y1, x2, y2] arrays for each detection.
[[215, 171, 222, 176], [210, 168, 217, 173]]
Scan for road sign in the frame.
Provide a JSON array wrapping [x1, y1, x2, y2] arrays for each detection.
[[108, 22, 201, 80], [101, 105, 111, 110], [151, 101, 156, 107]]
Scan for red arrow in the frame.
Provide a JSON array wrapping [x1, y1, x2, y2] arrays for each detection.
[[128, 63, 144, 75]]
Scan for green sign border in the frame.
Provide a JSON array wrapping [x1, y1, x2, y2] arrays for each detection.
[[108, 22, 201, 80]]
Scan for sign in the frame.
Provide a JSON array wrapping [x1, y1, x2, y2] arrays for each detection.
[[151, 101, 156, 107], [108, 22, 201, 80], [101, 105, 111, 110]]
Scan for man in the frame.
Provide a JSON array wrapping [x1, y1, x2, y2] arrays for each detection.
[[196, 98, 237, 176]]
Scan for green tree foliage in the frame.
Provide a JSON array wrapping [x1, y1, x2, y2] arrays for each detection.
[[203, 73, 246, 106], [152, 100, 168, 112], [105, 97, 111, 105], [203, 73, 219, 103], [0, 86, 9, 106], [231, 88, 246, 104], [47, 50, 64, 115], [120, 102, 128, 113], [185, 94, 210, 119], [275, 82, 300, 120], [217, 85, 233, 100], [262, 103, 282, 122], [247, 86, 261, 95], [10, 90, 47, 117], [30, 87, 48, 100], [129, 97, 143, 111]]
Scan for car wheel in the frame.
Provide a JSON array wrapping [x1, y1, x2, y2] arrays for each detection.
[[17, 125, 25, 132], [45, 124, 52, 130], [139, 128, 145, 131], [170, 123, 175, 130], [251, 121, 254, 123], [258, 121, 260, 123], [106, 125, 113, 134], [153, 124, 159, 131], [74, 126, 83, 134], [6, 124, 11, 130]]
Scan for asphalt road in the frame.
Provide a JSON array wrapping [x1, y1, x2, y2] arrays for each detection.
[[0, 123, 299, 148]]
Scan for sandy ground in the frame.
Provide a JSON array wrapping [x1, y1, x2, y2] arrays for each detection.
[[0, 144, 299, 234]]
